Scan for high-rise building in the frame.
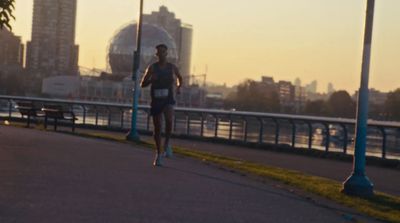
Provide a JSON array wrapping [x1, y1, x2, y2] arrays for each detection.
[[143, 6, 193, 86], [293, 78, 305, 113], [327, 82, 335, 95], [305, 80, 317, 94], [294, 77, 301, 87], [26, 0, 79, 77], [277, 81, 295, 113], [0, 29, 24, 67], [179, 24, 193, 86], [261, 76, 275, 85]]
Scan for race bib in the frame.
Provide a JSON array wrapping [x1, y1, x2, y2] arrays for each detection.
[[154, 89, 169, 98]]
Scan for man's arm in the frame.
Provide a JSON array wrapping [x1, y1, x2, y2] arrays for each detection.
[[173, 65, 183, 89], [141, 65, 153, 88]]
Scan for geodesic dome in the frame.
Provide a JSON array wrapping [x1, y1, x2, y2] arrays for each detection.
[[108, 23, 178, 76]]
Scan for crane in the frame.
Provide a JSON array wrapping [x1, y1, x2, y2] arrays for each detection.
[[189, 74, 207, 87]]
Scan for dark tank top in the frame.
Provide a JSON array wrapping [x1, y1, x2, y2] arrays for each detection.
[[150, 62, 175, 103]]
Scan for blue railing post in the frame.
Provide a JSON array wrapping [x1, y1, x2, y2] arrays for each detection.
[[343, 0, 375, 197], [126, 0, 144, 141]]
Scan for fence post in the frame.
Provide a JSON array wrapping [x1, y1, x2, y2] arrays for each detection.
[[82, 106, 87, 125], [186, 113, 191, 136], [120, 108, 124, 129], [214, 115, 219, 138], [8, 99, 12, 118], [273, 118, 280, 145], [290, 119, 296, 148], [243, 117, 248, 143], [229, 115, 233, 140], [307, 121, 313, 149], [379, 127, 387, 159], [200, 113, 205, 137], [258, 117, 264, 144], [340, 124, 348, 154], [323, 123, 330, 152]]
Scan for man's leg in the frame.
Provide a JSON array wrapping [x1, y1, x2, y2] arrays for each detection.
[[153, 114, 163, 155], [163, 105, 174, 156]]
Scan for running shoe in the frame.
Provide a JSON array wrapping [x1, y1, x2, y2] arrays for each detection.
[[153, 154, 163, 166], [164, 145, 173, 158]]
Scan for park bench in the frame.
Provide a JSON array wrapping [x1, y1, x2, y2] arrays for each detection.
[[15, 101, 44, 127], [42, 104, 77, 132]]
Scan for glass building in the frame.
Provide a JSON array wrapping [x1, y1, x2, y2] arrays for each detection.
[[108, 23, 178, 76]]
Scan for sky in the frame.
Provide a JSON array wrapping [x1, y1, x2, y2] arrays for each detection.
[[11, 0, 400, 93]]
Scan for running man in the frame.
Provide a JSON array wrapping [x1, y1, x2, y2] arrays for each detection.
[[141, 44, 183, 166]]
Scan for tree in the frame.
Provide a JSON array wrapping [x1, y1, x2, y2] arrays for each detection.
[[304, 100, 329, 116], [385, 88, 400, 121], [0, 0, 15, 30], [224, 79, 280, 112], [327, 90, 356, 118]]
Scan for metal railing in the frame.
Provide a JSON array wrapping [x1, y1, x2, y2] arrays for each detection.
[[1, 95, 399, 160]]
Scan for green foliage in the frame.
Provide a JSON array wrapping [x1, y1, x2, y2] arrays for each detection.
[[327, 90, 356, 118], [224, 79, 280, 112], [385, 88, 400, 121], [368, 103, 385, 120], [304, 99, 329, 116], [0, 0, 15, 30], [304, 91, 355, 118]]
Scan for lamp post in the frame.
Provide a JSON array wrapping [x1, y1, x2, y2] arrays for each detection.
[[343, 0, 375, 197], [126, 0, 144, 141]]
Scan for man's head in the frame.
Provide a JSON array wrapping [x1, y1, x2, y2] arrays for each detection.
[[156, 44, 168, 61]]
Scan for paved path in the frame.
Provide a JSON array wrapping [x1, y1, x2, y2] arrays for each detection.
[[0, 126, 381, 223]]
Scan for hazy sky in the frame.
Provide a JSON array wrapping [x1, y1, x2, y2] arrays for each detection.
[[11, 0, 400, 93]]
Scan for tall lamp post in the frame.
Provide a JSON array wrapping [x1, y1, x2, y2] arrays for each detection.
[[127, 0, 144, 141], [343, 0, 375, 197]]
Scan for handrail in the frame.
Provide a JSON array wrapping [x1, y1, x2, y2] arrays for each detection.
[[1, 95, 399, 159], [2, 95, 399, 128]]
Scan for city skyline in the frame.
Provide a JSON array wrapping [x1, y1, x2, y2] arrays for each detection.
[[10, 0, 400, 93]]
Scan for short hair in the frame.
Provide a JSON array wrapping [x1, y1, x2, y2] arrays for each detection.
[[156, 44, 168, 50]]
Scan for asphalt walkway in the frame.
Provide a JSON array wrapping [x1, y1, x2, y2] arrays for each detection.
[[0, 125, 382, 223]]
